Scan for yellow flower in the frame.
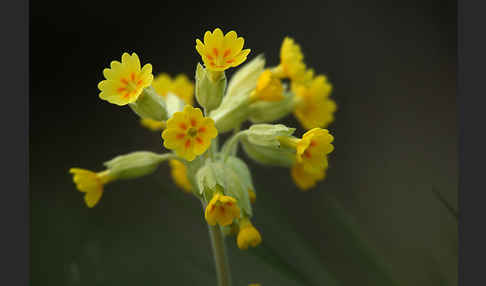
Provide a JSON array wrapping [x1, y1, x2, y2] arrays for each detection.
[[169, 159, 192, 193], [275, 37, 306, 81], [140, 118, 166, 131], [291, 162, 326, 191], [293, 75, 336, 130], [205, 193, 241, 226], [195, 28, 251, 72], [296, 128, 334, 173], [162, 105, 218, 161], [69, 168, 113, 208], [249, 69, 284, 102], [98, 52, 153, 106], [248, 189, 256, 204], [152, 73, 194, 105], [248, 284, 261, 286], [237, 218, 262, 250]]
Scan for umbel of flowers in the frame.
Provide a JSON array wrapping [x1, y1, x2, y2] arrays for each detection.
[[69, 28, 336, 285]]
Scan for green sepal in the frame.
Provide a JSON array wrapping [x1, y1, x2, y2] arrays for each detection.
[[249, 90, 297, 123], [246, 123, 296, 148], [129, 86, 167, 121], [103, 151, 171, 180], [195, 63, 226, 113]]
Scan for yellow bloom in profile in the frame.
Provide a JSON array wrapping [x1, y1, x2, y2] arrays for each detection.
[[249, 69, 284, 102], [169, 159, 192, 193], [293, 74, 336, 130], [98, 52, 153, 106], [195, 28, 251, 72], [205, 193, 241, 226], [140, 118, 166, 131], [162, 105, 218, 161], [69, 168, 113, 208], [152, 73, 194, 105], [237, 218, 262, 250], [296, 128, 334, 173], [275, 37, 306, 81], [291, 162, 326, 191]]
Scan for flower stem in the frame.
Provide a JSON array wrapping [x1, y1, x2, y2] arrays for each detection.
[[208, 224, 232, 286]]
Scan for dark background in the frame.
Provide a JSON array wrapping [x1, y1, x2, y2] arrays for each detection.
[[31, 0, 457, 285]]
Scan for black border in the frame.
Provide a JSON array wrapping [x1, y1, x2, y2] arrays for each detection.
[[459, 0, 486, 285], [0, 0, 29, 284]]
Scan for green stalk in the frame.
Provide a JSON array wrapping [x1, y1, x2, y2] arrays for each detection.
[[207, 224, 232, 286]]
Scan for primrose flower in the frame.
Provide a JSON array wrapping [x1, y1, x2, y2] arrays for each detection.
[[249, 69, 284, 102], [195, 28, 251, 72], [205, 193, 241, 226], [140, 118, 166, 131], [152, 73, 194, 105], [162, 105, 218, 161], [169, 159, 192, 193], [69, 168, 113, 208], [296, 128, 334, 173], [274, 37, 306, 81], [237, 218, 262, 250], [279, 128, 334, 174], [98, 52, 154, 106], [291, 162, 326, 191], [293, 75, 336, 130]]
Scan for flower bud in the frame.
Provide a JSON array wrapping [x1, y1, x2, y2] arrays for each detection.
[[129, 86, 168, 121], [103, 151, 167, 180], [195, 63, 226, 113]]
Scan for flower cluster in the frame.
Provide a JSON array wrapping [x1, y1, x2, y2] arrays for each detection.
[[69, 28, 336, 255]]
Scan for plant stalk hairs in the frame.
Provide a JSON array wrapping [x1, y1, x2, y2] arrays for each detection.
[[69, 28, 336, 286]]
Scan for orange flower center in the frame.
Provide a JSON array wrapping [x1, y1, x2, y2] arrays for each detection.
[[187, 127, 198, 137], [206, 48, 234, 69], [117, 72, 144, 98]]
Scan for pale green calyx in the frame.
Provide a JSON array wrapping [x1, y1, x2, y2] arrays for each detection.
[[249, 90, 297, 123], [245, 124, 296, 148], [195, 159, 226, 195], [164, 92, 185, 118], [195, 63, 226, 113], [103, 151, 173, 180], [210, 94, 252, 133], [225, 156, 255, 198], [226, 54, 265, 98], [129, 86, 168, 121], [241, 137, 296, 167]]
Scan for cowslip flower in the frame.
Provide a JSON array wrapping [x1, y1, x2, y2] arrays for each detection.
[[291, 162, 326, 191], [162, 105, 218, 161], [236, 218, 262, 250], [279, 128, 334, 174], [205, 193, 241, 226], [273, 37, 306, 81], [152, 73, 194, 105], [195, 28, 251, 72], [69, 168, 113, 208], [293, 75, 336, 130], [249, 69, 284, 102], [169, 159, 192, 193], [140, 118, 166, 131], [98, 52, 154, 106], [296, 128, 334, 172]]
